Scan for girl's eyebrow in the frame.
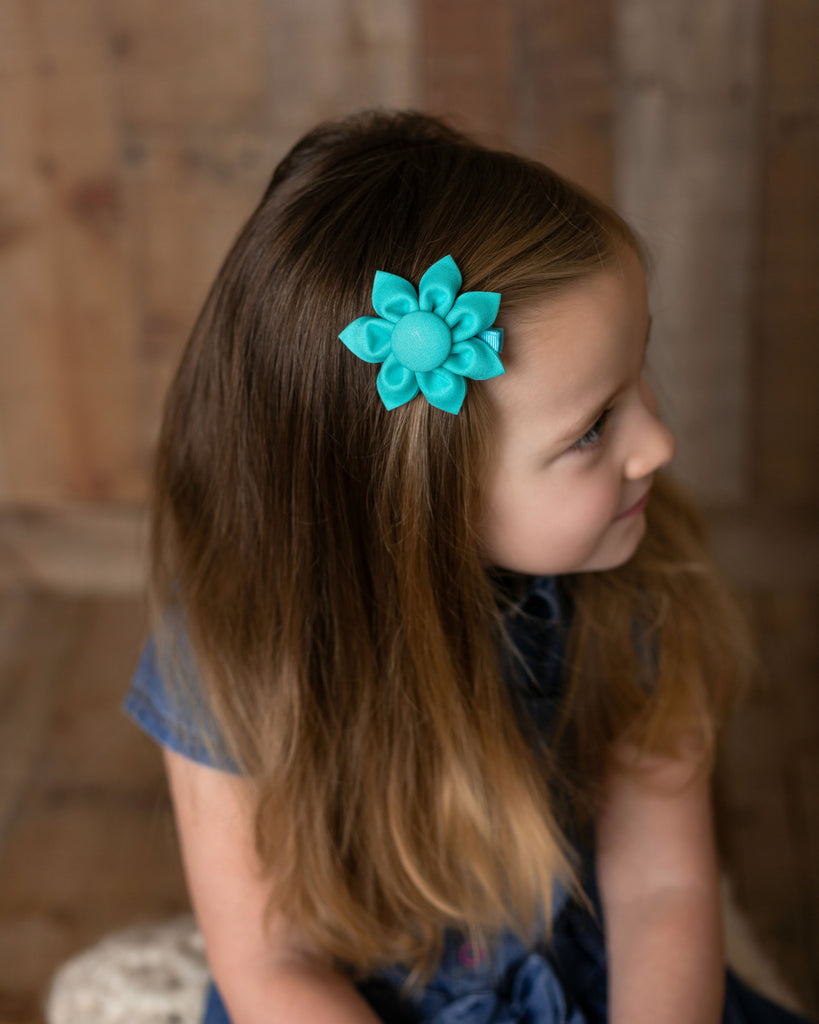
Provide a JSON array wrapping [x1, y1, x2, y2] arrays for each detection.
[[550, 316, 653, 449]]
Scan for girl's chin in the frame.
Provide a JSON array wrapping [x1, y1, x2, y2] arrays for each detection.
[[574, 524, 648, 574]]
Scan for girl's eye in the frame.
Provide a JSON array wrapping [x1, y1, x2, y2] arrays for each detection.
[[571, 408, 612, 452]]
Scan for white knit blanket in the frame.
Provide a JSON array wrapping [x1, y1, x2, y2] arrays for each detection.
[[45, 881, 805, 1024], [46, 915, 209, 1024]]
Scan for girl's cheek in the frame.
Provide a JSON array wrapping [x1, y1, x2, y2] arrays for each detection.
[[573, 476, 609, 515]]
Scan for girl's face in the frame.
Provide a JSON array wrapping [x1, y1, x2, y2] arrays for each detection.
[[480, 246, 676, 576]]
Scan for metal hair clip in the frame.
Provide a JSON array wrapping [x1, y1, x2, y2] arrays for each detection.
[[477, 327, 504, 354]]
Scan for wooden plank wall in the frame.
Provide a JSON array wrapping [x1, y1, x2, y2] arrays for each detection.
[[613, 0, 764, 504], [0, 0, 817, 1014], [2, 0, 816, 583], [758, 0, 819, 509], [0, 0, 417, 508], [420, 0, 614, 201]]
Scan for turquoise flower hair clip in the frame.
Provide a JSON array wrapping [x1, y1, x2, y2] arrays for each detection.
[[339, 254, 505, 414]]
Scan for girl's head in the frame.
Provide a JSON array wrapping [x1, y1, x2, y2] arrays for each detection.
[[151, 110, 751, 978], [163, 109, 670, 589]]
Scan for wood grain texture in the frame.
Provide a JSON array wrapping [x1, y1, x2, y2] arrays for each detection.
[[3, 0, 816, 522], [0, 591, 186, 1023], [20, 0, 140, 501], [0, 505, 148, 592], [419, 0, 613, 196], [612, 0, 765, 505], [755, 0, 819, 506], [508, 0, 613, 199], [0, 2, 72, 504], [0, 0, 417, 507], [715, 586, 819, 1016], [419, 0, 515, 147], [0, 592, 86, 842]]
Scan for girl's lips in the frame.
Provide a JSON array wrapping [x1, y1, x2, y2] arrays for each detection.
[[614, 489, 650, 520]]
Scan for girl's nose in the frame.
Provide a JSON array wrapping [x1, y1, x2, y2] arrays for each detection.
[[624, 378, 676, 480]]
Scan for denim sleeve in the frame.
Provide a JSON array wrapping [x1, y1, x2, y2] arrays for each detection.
[[121, 632, 240, 774]]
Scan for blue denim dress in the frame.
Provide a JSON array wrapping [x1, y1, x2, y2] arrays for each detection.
[[122, 576, 814, 1024]]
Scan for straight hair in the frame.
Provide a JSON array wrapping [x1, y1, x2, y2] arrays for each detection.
[[148, 110, 755, 981]]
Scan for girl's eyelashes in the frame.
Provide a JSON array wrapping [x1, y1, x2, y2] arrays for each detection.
[[571, 407, 613, 452]]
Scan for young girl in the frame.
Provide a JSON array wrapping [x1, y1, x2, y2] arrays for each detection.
[[123, 110, 812, 1024]]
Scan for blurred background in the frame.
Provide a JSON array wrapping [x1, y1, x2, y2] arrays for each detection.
[[0, 1, 816, 1021]]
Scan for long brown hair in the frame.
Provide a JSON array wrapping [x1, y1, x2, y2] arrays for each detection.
[[148, 110, 754, 979]]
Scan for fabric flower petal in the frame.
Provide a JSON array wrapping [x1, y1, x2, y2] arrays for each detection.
[[372, 271, 420, 323], [418, 255, 462, 319], [442, 338, 505, 380], [416, 368, 467, 415], [339, 317, 393, 363], [445, 291, 502, 343], [341, 256, 503, 413], [377, 353, 420, 410]]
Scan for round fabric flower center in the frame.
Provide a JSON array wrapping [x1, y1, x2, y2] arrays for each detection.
[[390, 312, 452, 372]]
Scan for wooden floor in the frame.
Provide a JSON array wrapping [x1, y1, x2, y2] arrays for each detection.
[[0, 577, 817, 1023], [0, 589, 188, 1024]]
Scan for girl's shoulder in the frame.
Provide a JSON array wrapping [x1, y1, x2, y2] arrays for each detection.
[[122, 577, 572, 776], [121, 613, 240, 774]]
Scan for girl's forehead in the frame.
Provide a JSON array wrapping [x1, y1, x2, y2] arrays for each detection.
[[486, 252, 649, 441], [501, 247, 646, 341], [503, 259, 642, 367]]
